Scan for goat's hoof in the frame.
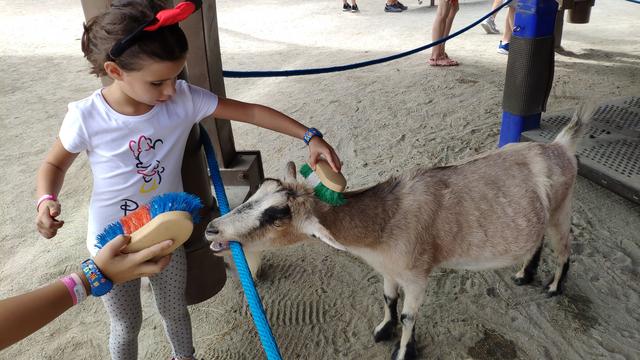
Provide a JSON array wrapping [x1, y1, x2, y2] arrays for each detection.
[[542, 279, 563, 297], [546, 289, 561, 298], [544, 286, 562, 297], [391, 340, 417, 360], [373, 321, 396, 342], [512, 274, 533, 286]]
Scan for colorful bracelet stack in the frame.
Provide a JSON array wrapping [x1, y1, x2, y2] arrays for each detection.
[[81, 258, 114, 297], [303, 127, 323, 145], [60, 274, 87, 305]]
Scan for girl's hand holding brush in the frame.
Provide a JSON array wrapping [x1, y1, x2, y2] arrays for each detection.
[[308, 137, 341, 173]]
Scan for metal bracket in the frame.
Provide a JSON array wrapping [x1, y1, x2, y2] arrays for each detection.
[[220, 151, 264, 204]]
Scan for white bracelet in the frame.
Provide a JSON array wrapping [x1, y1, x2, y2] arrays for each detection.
[[69, 273, 88, 304]]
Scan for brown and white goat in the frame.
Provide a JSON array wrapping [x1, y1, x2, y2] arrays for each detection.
[[205, 108, 591, 360]]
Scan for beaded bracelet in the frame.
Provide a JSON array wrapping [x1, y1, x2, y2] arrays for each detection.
[[303, 128, 323, 145], [81, 258, 114, 297]]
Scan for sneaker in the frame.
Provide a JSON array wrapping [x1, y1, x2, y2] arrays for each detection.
[[384, 2, 403, 12], [481, 17, 500, 34], [396, 1, 408, 10], [351, 3, 359, 12], [342, 2, 352, 11], [497, 41, 509, 55]]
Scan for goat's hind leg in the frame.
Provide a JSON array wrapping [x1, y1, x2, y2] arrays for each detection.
[[544, 194, 573, 297], [391, 281, 427, 360], [512, 242, 543, 286], [374, 275, 400, 342]]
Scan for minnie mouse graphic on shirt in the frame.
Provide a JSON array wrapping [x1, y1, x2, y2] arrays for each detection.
[[129, 135, 165, 194]]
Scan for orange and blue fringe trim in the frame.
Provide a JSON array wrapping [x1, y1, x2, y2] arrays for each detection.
[[96, 192, 203, 249]]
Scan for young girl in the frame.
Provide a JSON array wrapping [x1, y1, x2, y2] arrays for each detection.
[[35, 1, 341, 359]]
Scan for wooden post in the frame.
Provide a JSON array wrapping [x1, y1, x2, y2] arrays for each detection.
[[180, 0, 264, 196]]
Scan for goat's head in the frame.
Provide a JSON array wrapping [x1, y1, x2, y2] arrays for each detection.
[[206, 161, 343, 253]]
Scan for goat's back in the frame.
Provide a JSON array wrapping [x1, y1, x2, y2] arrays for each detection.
[[379, 142, 577, 271]]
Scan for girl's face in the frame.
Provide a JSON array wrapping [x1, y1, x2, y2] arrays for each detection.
[[117, 58, 187, 106]]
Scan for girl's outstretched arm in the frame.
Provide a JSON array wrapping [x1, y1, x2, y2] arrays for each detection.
[[213, 98, 342, 172], [0, 236, 173, 350], [35, 139, 78, 238]]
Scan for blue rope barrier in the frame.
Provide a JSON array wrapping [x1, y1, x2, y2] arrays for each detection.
[[223, 0, 512, 78], [200, 124, 283, 360]]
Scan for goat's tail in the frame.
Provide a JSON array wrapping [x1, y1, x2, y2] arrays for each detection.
[[553, 104, 596, 154]]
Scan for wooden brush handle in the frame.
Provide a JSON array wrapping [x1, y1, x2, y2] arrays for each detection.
[[125, 211, 194, 256], [314, 160, 346, 192]]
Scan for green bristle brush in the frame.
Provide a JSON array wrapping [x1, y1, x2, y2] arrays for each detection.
[[299, 159, 347, 206]]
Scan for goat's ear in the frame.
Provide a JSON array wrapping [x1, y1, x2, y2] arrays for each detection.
[[303, 217, 346, 251], [284, 161, 297, 183]]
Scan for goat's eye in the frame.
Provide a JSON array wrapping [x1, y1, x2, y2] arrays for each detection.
[[273, 220, 283, 228]]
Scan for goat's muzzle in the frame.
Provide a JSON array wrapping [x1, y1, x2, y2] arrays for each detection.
[[205, 224, 231, 253]]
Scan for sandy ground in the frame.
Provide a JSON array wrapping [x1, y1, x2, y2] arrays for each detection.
[[1, 0, 640, 359]]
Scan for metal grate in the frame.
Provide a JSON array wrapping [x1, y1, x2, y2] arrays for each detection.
[[623, 97, 640, 109], [580, 140, 640, 178], [593, 105, 640, 132], [537, 114, 610, 140], [521, 97, 640, 204]]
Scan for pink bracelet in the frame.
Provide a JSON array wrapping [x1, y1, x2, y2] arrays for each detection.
[[60, 274, 88, 305], [36, 194, 57, 212], [60, 276, 78, 305]]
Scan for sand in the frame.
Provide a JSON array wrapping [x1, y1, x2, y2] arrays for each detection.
[[1, 0, 639, 359]]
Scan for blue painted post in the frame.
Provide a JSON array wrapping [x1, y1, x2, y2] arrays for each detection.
[[498, 0, 558, 147]]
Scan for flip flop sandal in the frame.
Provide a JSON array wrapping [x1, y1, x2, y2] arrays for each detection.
[[429, 58, 459, 66]]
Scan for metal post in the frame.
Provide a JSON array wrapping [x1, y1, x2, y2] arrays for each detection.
[[498, 0, 558, 147]]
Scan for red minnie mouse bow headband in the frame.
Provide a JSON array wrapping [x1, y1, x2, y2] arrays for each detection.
[[109, 0, 202, 59]]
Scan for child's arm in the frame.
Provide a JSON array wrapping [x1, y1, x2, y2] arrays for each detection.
[[35, 139, 79, 239], [213, 98, 342, 172], [0, 236, 173, 350]]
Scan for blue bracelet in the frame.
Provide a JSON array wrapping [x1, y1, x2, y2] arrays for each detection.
[[81, 258, 114, 296], [303, 127, 323, 145]]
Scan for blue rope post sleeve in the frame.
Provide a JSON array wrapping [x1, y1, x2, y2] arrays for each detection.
[[223, 0, 512, 78], [200, 124, 283, 360]]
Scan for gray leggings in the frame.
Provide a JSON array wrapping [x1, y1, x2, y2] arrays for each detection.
[[101, 246, 194, 360]]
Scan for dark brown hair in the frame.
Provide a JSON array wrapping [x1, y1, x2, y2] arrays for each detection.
[[81, 0, 189, 77]]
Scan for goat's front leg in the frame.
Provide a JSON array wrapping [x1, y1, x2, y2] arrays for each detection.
[[373, 275, 399, 342], [392, 281, 427, 360]]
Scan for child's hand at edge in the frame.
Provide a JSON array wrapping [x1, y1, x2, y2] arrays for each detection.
[[36, 200, 64, 239], [308, 137, 342, 173]]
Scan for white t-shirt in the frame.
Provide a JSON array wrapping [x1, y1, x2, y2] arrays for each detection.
[[59, 80, 218, 255]]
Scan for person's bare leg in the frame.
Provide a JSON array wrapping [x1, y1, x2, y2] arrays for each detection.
[[490, 0, 502, 20], [431, 0, 450, 61], [442, 2, 459, 59], [502, 6, 515, 44]]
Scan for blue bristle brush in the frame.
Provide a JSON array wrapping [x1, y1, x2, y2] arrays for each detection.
[[96, 192, 203, 256]]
